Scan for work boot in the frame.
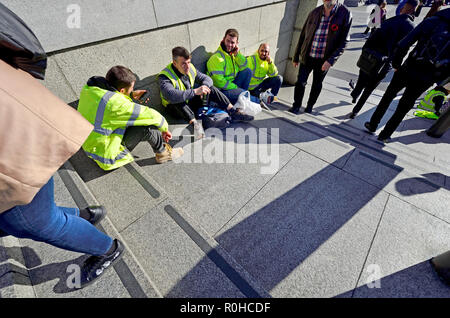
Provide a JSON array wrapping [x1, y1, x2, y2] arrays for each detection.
[[78, 239, 124, 288], [193, 120, 205, 139], [377, 136, 391, 143], [304, 106, 313, 114], [155, 144, 184, 163], [288, 106, 301, 115]]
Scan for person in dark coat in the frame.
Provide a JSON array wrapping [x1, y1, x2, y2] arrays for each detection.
[[364, 7, 450, 142], [349, 0, 418, 119]]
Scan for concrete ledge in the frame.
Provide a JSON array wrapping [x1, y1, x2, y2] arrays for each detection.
[[3, 0, 296, 53], [0, 236, 35, 298]]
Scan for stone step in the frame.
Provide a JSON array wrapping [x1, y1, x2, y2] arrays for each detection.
[[0, 161, 163, 298], [246, 106, 450, 224], [271, 77, 450, 187], [69, 149, 270, 297]]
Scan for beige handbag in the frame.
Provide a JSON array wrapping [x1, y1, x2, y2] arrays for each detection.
[[0, 59, 93, 213]]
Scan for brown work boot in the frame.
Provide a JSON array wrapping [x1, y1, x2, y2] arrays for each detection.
[[155, 144, 184, 163]]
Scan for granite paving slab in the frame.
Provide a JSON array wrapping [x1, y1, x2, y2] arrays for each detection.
[[138, 124, 299, 236], [353, 195, 450, 297], [216, 150, 389, 297], [120, 200, 252, 298]]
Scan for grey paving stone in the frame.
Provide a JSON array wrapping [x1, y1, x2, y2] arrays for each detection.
[[250, 111, 355, 169], [58, 162, 163, 298], [139, 125, 299, 236], [17, 238, 130, 298], [85, 166, 167, 233], [354, 195, 450, 297], [69, 149, 167, 232], [216, 150, 388, 297], [343, 149, 450, 223], [120, 200, 247, 297]]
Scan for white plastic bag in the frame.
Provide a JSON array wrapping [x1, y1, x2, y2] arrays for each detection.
[[234, 91, 261, 116]]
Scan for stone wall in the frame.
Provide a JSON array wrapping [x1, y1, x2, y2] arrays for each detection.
[[3, 0, 302, 110]]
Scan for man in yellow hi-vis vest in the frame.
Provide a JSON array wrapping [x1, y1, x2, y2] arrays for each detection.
[[77, 65, 183, 171], [247, 43, 283, 105], [207, 28, 258, 105], [413, 85, 449, 120], [159, 46, 254, 138]]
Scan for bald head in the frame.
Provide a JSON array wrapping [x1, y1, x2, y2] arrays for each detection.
[[258, 43, 270, 61]]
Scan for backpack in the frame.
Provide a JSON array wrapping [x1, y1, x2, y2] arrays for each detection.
[[413, 20, 450, 78], [197, 106, 231, 130]]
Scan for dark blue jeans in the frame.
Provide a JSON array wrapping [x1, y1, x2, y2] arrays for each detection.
[[221, 68, 259, 105], [0, 177, 113, 256], [250, 75, 283, 98]]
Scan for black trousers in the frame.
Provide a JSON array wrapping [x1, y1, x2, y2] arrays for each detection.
[[368, 61, 435, 139], [122, 125, 165, 153], [351, 63, 391, 115], [166, 86, 231, 122], [293, 56, 328, 111]]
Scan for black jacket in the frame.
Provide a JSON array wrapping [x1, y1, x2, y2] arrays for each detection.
[[393, 7, 450, 78], [364, 14, 415, 58]]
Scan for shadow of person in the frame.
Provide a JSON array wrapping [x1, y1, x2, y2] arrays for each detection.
[[191, 46, 213, 74], [395, 172, 450, 196], [0, 246, 87, 293], [27, 255, 89, 294]]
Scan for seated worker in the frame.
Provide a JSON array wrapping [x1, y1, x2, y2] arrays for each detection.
[[77, 65, 183, 170], [207, 28, 258, 105], [414, 84, 449, 120], [159, 46, 254, 139], [247, 43, 283, 106]]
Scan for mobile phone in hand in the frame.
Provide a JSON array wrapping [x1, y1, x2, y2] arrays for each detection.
[[138, 91, 151, 105]]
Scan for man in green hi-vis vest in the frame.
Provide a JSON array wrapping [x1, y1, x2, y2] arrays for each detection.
[[77, 65, 184, 171]]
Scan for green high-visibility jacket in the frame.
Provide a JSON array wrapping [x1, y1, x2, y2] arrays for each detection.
[[77, 85, 168, 171], [419, 89, 447, 111], [414, 110, 439, 120], [159, 63, 197, 107], [247, 52, 278, 91], [207, 45, 248, 91]]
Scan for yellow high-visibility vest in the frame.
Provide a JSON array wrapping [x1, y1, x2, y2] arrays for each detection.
[[159, 63, 197, 107], [78, 85, 168, 170], [247, 52, 278, 90]]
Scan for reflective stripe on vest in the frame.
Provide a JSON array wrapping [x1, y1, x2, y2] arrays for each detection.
[[215, 50, 237, 78], [85, 149, 130, 165], [93, 92, 141, 136], [157, 116, 165, 129], [419, 90, 446, 111], [160, 64, 197, 106], [162, 67, 180, 89]]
